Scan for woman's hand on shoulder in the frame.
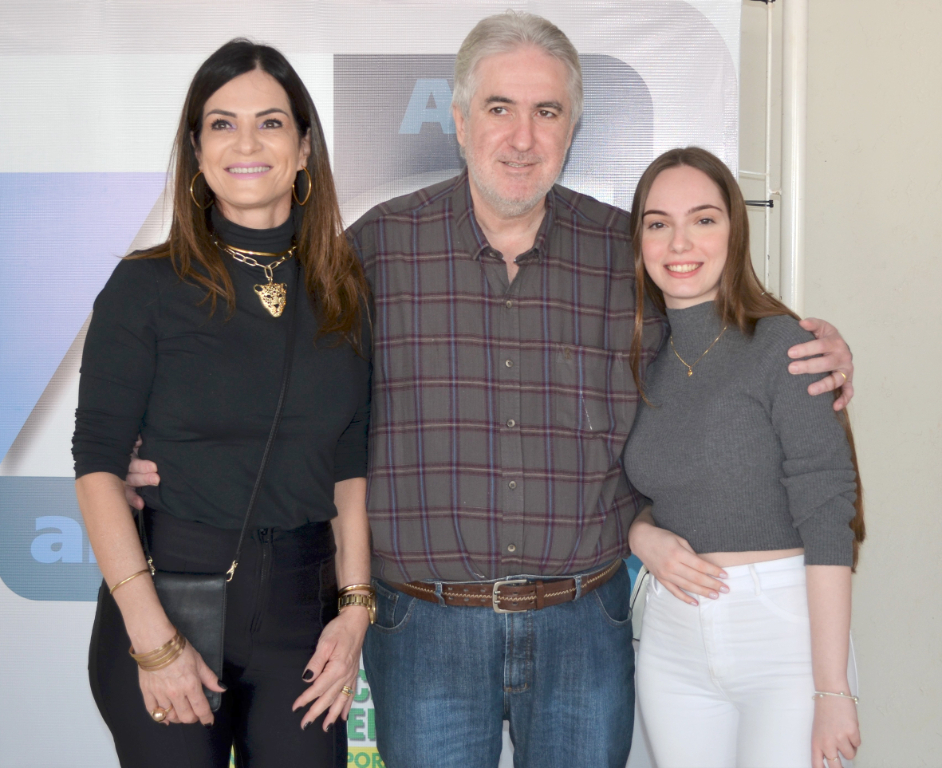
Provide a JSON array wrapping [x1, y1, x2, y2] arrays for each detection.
[[812, 695, 861, 766], [137, 639, 225, 726], [292, 605, 370, 730], [629, 513, 727, 606]]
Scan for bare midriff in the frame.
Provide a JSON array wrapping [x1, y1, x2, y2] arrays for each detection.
[[700, 548, 804, 568]]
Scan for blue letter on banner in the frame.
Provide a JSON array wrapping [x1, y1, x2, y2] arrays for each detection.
[[399, 79, 455, 135]]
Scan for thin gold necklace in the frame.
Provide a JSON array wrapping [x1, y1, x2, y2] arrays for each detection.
[[669, 325, 728, 377], [213, 238, 296, 318]]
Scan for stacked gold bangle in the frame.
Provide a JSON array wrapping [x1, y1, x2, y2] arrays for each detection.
[[338, 583, 376, 624], [129, 630, 187, 671]]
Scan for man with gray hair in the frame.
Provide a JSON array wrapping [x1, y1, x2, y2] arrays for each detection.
[[350, 16, 650, 765]]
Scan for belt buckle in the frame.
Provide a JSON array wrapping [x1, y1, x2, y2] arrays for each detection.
[[492, 578, 528, 613]]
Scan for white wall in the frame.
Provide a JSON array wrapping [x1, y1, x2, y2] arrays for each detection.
[[804, 2, 942, 764]]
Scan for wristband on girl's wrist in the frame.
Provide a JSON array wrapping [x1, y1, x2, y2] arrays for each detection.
[[812, 690, 859, 704]]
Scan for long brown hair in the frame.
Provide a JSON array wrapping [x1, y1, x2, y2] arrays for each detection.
[[628, 147, 865, 567], [135, 39, 368, 346]]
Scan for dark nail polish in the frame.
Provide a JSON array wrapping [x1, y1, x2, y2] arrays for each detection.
[[302, 721, 310, 730], [302, 669, 314, 682], [219, 684, 228, 691]]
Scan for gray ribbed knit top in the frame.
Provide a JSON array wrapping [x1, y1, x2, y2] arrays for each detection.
[[623, 301, 856, 566]]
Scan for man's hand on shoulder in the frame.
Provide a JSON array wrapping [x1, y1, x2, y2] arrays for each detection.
[[125, 437, 160, 510], [787, 318, 854, 411]]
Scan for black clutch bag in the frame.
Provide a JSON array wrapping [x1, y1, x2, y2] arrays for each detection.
[[153, 572, 228, 711], [138, 285, 298, 712]]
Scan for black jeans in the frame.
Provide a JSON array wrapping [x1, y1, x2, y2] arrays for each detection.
[[89, 508, 346, 768]]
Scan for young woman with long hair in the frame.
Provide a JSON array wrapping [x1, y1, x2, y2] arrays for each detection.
[[624, 147, 864, 768]]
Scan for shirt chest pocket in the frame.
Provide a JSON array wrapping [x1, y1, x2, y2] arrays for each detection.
[[551, 343, 633, 439]]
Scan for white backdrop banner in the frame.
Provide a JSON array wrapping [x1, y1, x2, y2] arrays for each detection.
[[0, 2, 739, 765]]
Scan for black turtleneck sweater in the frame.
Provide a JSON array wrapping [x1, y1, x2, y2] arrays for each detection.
[[73, 209, 371, 529]]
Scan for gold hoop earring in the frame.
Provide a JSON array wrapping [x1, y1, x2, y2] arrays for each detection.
[[293, 168, 312, 206], [189, 171, 213, 210]]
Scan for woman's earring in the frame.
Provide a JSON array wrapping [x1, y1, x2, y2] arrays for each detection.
[[293, 168, 312, 206], [189, 171, 213, 210]]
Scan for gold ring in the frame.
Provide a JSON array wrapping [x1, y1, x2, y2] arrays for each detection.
[[837, 371, 847, 383], [341, 685, 354, 697], [150, 705, 172, 723], [825, 758, 839, 763]]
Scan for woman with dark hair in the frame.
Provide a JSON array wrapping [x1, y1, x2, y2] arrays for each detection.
[[623, 147, 864, 767], [72, 39, 372, 766]]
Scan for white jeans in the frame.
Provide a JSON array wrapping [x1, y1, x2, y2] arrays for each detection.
[[636, 555, 857, 768]]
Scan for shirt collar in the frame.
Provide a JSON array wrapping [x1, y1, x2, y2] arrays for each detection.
[[451, 168, 556, 263]]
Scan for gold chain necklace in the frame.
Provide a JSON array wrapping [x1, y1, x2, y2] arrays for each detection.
[[214, 238, 296, 317], [669, 325, 728, 377]]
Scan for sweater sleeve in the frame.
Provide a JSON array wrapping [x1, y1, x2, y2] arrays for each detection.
[[760, 318, 857, 566], [72, 258, 160, 480]]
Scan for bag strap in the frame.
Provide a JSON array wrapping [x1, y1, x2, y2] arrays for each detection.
[[138, 262, 301, 579], [226, 273, 300, 581]]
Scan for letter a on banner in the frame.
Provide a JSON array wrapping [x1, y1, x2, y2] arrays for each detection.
[[399, 78, 455, 134]]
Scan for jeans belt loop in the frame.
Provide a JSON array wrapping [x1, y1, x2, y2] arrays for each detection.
[[573, 572, 583, 601], [433, 581, 446, 606], [749, 564, 762, 595]]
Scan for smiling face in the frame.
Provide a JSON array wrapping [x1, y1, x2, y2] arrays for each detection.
[[195, 68, 310, 229], [640, 165, 731, 310], [453, 45, 575, 221]]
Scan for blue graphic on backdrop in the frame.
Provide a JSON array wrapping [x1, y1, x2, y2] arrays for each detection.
[[0, 477, 102, 600], [0, 173, 165, 463]]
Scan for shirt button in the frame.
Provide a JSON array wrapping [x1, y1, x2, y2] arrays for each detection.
[[505, 359, 514, 368], [507, 543, 517, 553], [506, 419, 516, 428], [505, 299, 513, 308], [508, 480, 517, 490]]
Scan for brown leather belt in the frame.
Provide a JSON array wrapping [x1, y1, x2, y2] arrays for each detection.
[[389, 559, 623, 613]]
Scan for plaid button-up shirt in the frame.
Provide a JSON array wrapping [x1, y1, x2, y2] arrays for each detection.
[[351, 171, 665, 582]]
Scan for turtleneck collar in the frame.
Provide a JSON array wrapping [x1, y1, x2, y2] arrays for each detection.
[[210, 206, 297, 254], [665, 300, 728, 360]]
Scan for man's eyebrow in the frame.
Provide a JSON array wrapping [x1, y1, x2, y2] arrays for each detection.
[[482, 96, 565, 113]]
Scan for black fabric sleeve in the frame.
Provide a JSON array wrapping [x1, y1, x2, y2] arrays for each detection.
[[332, 304, 372, 482], [73, 258, 160, 479]]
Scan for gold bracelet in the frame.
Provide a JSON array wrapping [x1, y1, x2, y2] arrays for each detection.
[[338, 583, 374, 597], [129, 631, 187, 671], [338, 592, 376, 624], [110, 568, 152, 595], [813, 690, 859, 705], [130, 632, 185, 667]]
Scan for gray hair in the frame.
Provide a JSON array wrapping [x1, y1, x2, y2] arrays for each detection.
[[452, 11, 583, 125]]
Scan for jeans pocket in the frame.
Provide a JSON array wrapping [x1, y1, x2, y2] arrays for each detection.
[[372, 580, 417, 634], [592, 566, 632, 627], [757, 585, 810, 624]]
